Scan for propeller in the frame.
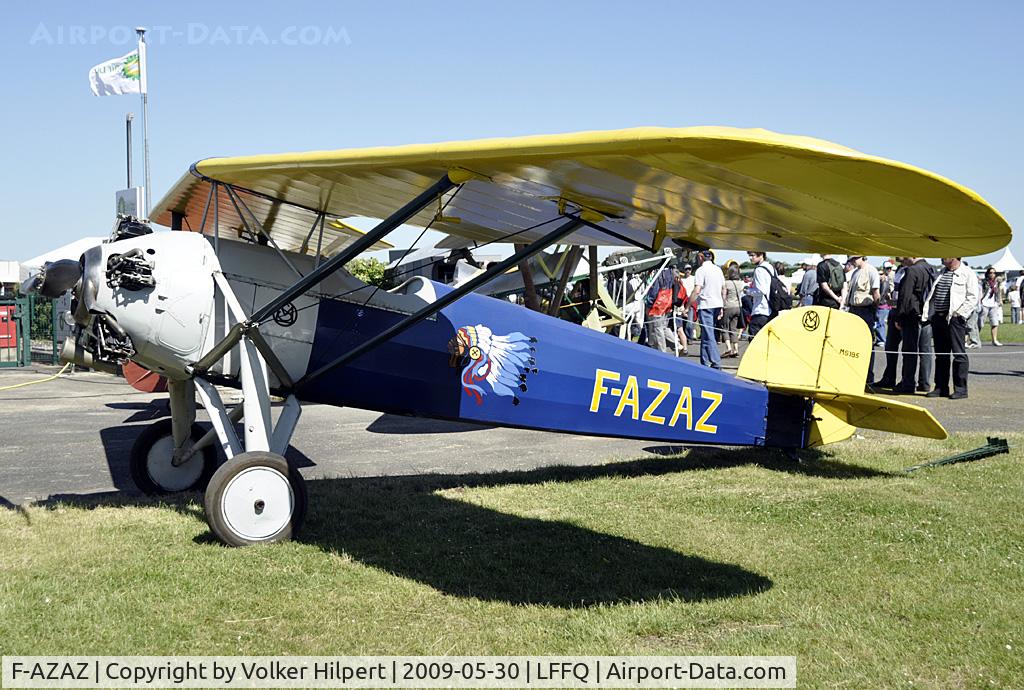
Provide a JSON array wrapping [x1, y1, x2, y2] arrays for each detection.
[[20, 259, 83, 299]]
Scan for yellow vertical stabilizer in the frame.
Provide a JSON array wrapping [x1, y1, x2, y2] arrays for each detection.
[[737, 307, 947, 445]]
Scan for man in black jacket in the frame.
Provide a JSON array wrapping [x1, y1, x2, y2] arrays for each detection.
[[876, 258, 909, 390], [890, 257, 933, 393]]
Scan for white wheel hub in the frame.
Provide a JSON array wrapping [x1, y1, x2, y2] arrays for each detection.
[[147, 435, 203, 491], [220, 466, 294, 541]]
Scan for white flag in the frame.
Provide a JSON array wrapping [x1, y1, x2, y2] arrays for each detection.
[[88, 50, 143, 96]]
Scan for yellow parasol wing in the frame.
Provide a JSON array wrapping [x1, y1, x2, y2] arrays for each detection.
[[151, 127, 1011, 256]]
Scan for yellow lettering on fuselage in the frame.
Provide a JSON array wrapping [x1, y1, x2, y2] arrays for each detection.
[[668, 386, 693, 430], [590, 369, 620, 412], [642, 379, 671, 425], [695, 391, 723, 433], [614, 375, 640, 420], [588, 368, 722, 435]]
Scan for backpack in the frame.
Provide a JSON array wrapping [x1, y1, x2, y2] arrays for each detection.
[[879, 273, 893, 305], [824, 258, 845, 296], [740, 292, 754, 318], [672, 283, 688, 309], [758, 265, 793, 317], [649, 287, 672, 317]]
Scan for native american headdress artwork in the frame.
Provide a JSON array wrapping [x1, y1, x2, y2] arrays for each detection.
[[447, 325, 538, 405]]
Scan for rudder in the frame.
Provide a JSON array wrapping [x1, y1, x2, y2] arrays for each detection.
[[738, 307, 947, 445]]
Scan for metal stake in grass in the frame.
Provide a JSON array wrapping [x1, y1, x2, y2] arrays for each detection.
[[904, 437, 1010, 473]]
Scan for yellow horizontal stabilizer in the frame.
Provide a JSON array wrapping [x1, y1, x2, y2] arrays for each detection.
[[772, 384, 946, 441], [738, 307, 948, 443], [806, 402, 856, 448]]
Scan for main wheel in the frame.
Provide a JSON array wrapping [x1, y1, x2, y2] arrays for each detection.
[[203, 451, 308, 547], [129, 418, 216, 494]]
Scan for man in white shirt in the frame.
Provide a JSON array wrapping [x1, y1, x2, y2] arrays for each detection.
[[962, 260, 983, 348], [623, 273, 644, 339], [746, 250, 776, 337], [845, 256, 881, 386], [690, 249, 725, 369]]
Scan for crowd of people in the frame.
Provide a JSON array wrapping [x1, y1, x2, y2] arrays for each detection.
[[632, 251, 1020, 401]]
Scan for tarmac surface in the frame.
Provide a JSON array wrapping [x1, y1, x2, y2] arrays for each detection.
[[1, 342, 1020, 505]]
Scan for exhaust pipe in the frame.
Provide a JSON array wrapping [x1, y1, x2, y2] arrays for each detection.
[[60, 337, 119, 375]]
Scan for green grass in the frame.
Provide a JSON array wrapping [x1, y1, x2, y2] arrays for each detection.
[[2, 435, 1022, 689], [985, 321, 1023, 343], [982, 304, 1024, 343]]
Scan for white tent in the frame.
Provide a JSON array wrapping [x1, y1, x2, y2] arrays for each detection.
[[990, 247, 1023, 273], [0, 260, 18, 284], [19, 237, 105, 280]]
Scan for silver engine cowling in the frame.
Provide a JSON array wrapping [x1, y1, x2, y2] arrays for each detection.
[[65, 232, 218, 379]]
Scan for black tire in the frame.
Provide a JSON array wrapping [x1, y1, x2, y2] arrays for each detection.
[[203, 451, 308, 547], [129, 418, 217, 495]]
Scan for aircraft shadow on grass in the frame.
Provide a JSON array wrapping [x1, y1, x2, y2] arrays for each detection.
[[641, 445, 894, 479], [2, 408, 895, 608], [294, 472, 771, 607], [11, 419, 896, 608], [8, 458, 774, 608]]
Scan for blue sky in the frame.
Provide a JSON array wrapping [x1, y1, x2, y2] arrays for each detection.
[[1, 1, 1020, 267]]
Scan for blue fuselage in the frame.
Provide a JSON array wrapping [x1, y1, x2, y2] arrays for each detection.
[[299, 281, 801, 448]]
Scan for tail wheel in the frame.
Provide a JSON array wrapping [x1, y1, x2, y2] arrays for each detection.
[[129, 418, 216, 494], [203, 451, 308, 547]]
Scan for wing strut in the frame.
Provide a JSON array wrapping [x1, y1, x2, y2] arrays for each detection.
[[570, 215, 651, 251], [295, 216, 586, 388], [252, 173, 458, 324], [191, 173, 458, 375], [224, 184, 304, 279]]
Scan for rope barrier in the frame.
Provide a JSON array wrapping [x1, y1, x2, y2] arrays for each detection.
[[632, 314, 1022, 357]]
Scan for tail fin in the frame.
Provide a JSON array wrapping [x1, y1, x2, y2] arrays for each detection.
[[738, 307, 947, 446]]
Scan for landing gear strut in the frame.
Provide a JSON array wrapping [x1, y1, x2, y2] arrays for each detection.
[[188, 325, 308, 545], [132, 320, 307, 546]]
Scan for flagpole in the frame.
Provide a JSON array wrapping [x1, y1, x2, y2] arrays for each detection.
[[136, 27, 150, 218], [126, 112, 133, 188]]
